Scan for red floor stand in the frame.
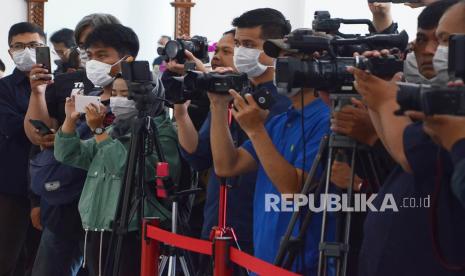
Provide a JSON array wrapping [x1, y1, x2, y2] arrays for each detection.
[[141, 218, 159, 276], [213, 237, 233, 276]]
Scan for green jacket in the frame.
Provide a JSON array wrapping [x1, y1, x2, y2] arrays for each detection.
[[54, 114, 180, 231]]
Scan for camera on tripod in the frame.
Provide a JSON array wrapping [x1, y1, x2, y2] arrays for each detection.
[[396, 34, 465, 116], [121, 59, 165, 116], [158, 36, 209, 64], [265, 28, 408, 94]]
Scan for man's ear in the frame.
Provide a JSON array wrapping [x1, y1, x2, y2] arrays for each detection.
[[8, 49, 13, 60]]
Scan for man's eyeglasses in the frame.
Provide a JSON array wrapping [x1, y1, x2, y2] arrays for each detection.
[[9, 42, 45, 51]]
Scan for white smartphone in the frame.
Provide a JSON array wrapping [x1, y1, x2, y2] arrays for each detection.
[[75, 95, 101, 113]]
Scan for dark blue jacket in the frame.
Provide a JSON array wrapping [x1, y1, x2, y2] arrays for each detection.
[[180, 81, 290, 246], [0, 69, 32, 197]]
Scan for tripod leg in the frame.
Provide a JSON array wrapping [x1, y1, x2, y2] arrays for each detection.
[[179, 256, 191, 276], [159, 256, 168, 275], [168, 256, 176, 276]]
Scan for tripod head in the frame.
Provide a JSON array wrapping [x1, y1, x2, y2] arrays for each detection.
[[121, 60, 165, 117]]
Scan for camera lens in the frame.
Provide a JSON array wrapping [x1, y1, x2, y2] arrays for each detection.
[[397, 83, 424, 112], [165, 40, 182, 59]]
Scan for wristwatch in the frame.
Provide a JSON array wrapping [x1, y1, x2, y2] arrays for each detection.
[[93, 127, 105, 135]]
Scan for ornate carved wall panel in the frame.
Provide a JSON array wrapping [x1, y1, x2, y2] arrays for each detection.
[[26, 0, 48, 29], [171, 0, 195, 38]]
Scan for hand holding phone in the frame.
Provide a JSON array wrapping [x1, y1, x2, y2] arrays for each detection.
[[29, 119, 53, 135], [75, 95, 101, 113]]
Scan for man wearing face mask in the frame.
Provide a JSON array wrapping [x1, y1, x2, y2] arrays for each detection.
[[0, 22, 45, 276], [208, 27, 336, 274], [50, 28, 77, 75], [349, 1, 465, 275], [54, 23, 180, 276]]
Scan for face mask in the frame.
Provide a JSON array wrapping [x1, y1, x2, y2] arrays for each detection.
[[433, 46, 449, 75], [109, 96, 138, 121], [12, 48, 36, 72], [275, 77, 301, 98], [86, 56, 126, 87], [79, 48, 89, 67], [404, 51, 449, 86], [234, 47, 268, 78]]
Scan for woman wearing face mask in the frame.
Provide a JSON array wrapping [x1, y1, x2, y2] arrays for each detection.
[[53, 75, 181, 276]]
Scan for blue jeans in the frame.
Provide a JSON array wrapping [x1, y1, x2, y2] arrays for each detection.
[[31, 227, 83, 276]]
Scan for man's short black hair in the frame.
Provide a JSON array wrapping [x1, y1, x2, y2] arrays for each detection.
[[223, 29, 236, 37], [0, 59, 5, 72], [232, 8, 291, 39], [418, 0, 459, 29], [84, 24, 139, 57], [50, 28, 76, 48], [8, 22, 45, 46]]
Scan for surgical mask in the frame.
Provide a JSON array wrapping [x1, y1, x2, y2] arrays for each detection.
[[79, 48, 89, 67], [12, 48, 36, 72], [86, 57, 126, 87], [234, 47, 269, 78], [433, 45, 449, 82], [403, 51, 449, 86], [109, 96, 138, 121]]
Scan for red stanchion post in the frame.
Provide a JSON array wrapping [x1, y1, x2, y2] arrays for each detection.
[[213, 237, 233, 276], [141, 218, 160, 276]]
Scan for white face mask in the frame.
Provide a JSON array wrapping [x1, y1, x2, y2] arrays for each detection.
[[433, 45, 449, 82], [234, 47, 268, 78], [79, 48, 89, 67], [12, 48, 36, 72], [109, 96, 138, 121], [404, 51, 449, 86], [86, 59, 120, 88]]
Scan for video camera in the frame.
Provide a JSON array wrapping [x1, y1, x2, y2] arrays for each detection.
[[367, 0, 422, 3], [166, 71, 275, 110], [312, 10, 377, 38], [158, 36, 209, 64], [396, 35, 465, 116], [266, 28, 408, 93], [121, 60, 165, 116]]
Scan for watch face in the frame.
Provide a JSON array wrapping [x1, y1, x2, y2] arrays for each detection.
[[94, 128, 104, 135]]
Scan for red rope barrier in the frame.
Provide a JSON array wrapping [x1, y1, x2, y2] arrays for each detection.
[[145, 225, 303, 276], [230, 247, 301, 276], [146, 224, 212, 255]]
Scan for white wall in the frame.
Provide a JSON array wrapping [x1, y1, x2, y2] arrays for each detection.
[[190, 0, 307, 41], [0, 0, 27, 75], [1, 0, 423, 76], [44, 0, 174, 66]]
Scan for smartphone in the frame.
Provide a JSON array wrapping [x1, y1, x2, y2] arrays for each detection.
[[36, 47, 52, 72], [75, 95, 101, 113], [29, 119, 53, 135]]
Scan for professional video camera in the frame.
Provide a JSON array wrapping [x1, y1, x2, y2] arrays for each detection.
[[265, 28, 408, 93], [312, 10, 377, 38], [166, 71, 275, 109], [158, 36, 209, 64], [396, 34, 465, 116], [121, 60, 164, 116]]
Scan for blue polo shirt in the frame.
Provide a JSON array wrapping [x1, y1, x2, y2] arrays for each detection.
[[180, 81, 291, 249], [241, 98, 334, 274], [0, 68, 32, 197], [360, 122, 465, 276]]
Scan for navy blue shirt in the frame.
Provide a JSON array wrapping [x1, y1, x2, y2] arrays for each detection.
[[0, 68, 32, 197], [450, 139, 465, 208], [360, 123, 465, 276], [180, 81, 290, 248], [241, 98, 335, 274]]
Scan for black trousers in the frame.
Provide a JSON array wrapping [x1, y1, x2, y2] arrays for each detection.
[[0, 193, 40, 276]]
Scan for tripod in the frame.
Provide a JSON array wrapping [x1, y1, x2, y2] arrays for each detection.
[[104, 81, 174, 276], [274, 94, 380, 276]]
